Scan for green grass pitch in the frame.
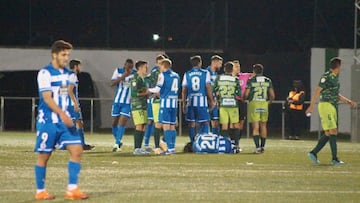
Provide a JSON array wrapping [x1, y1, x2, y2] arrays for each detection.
[[0, 132, 359, 203]]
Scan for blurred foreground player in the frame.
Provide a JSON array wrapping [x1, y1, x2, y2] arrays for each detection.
[[68, 59, 94, 150], [306, 57, 356, 165], [34, 40, 88, 200]]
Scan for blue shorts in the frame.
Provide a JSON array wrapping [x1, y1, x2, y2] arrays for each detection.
[[68, 106, 83, 120], [147, 100, 153, 120], [186, 106, 210, 123], [34, 122, 81, 153], [209, 106, 219, 120], [159, 107, 177, 125], [111, 103, 131, 117]]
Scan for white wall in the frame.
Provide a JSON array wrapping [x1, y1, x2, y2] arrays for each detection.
[[0, 48, 164, 128]]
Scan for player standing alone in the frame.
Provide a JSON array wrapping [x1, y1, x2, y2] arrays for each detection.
[[68, 59, 94, 150], [306, 57, 356, 165], [34, 40, 88, 200], [245, 64, 275, 154], [110, 59, 136, 152], [148, 59, 180, 154]]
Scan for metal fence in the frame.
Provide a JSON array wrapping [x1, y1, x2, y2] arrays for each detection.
[[0, 96, 358, 141]]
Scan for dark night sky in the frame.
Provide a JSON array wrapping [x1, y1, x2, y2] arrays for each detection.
[[0, 0, 355, 52]]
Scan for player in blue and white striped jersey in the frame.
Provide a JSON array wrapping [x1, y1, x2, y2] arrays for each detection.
[[68, 59, 94, 151], [148, 58, 180, 154], [182, 55, 214, 143], [193, 133, 234, 154], [110, 59, 136, 152], [34, 40, 88, 200], [205, 55, 223, 135]]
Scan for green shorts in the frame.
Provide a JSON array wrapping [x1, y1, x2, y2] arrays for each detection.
[[248, 101, 269, 123], [132, 110, 147, 125], [219, 107, 239, 124], [152, 102, 160, 123], [318, 102, 337, 130]]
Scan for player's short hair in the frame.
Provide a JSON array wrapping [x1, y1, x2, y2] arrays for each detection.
[[160, 58, 172, 68], [51, 40, 73, 54], [135, 60, 147, 70], [190, 55, 202, 67], [156, 54, 166, 62], [329, 57, 341, 69], [224, 62, 234, 73], [211, 55, 223, 61], [125, 59, 134, 65], [253, 64, 264, 75], [69, 59, 81, 70], [183, 142, 194, 153], [233, 60, 240, 65]]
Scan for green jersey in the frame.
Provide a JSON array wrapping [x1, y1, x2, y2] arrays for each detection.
[[246, 76, 273, 101], [145, 66, 161, 103], [213, 74, 241, 107], [130, 73, 147, 110], [318, 71, 339, 108]]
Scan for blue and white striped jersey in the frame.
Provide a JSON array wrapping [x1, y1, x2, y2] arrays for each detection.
[[111, 67, 136, 104], [157, 70, 180, 109], [182, 67, 211, 107], [206, 66, 218, 86], [193, 133, 233, 154], [68, 70, 79, 107], [37, 63, 71, 124]]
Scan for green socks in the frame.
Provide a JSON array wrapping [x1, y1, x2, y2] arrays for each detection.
[[329, 135, 337, 160], [221, 129, 229, 138], [154, 128, 161, 148], [311, 134, 329, 154], [253, 135, 260, 148], [260, 137, 266, 148], [134, 130, 144, 149]]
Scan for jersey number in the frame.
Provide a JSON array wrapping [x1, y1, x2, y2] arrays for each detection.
[[40, 132, 48, 149], [219, 86, 235, 97], [253, 86, 268, 100], [191, 76, 200, 91], [171, 78, 179, 92], [200, 135, 216, 150]]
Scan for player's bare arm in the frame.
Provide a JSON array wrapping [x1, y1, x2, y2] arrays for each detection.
[[206, 83, 214, 110], [305, 86, 323, 115], [68, 84, 79, 112], [268, 88, 275, 104], [182, 86, 188, 114], [338, 94, 357, 108], [42, 91, 73, 127]]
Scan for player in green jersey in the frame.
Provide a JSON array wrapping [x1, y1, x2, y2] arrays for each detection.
[[214, 62, 242, 152], [306, 57, 357, 165], [245, 64, 275, 154], [130, 61, 150, 155]]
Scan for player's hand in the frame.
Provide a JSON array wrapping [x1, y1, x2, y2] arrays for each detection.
[[305, 105, 314, 115], [155, 93, 160, 98], [208, 101, 215, 111], [349, 100, 357, 109], [60, 112, 74, 127]]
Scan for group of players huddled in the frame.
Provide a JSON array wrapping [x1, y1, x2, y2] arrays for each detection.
[[110, 53, 275, 155]]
